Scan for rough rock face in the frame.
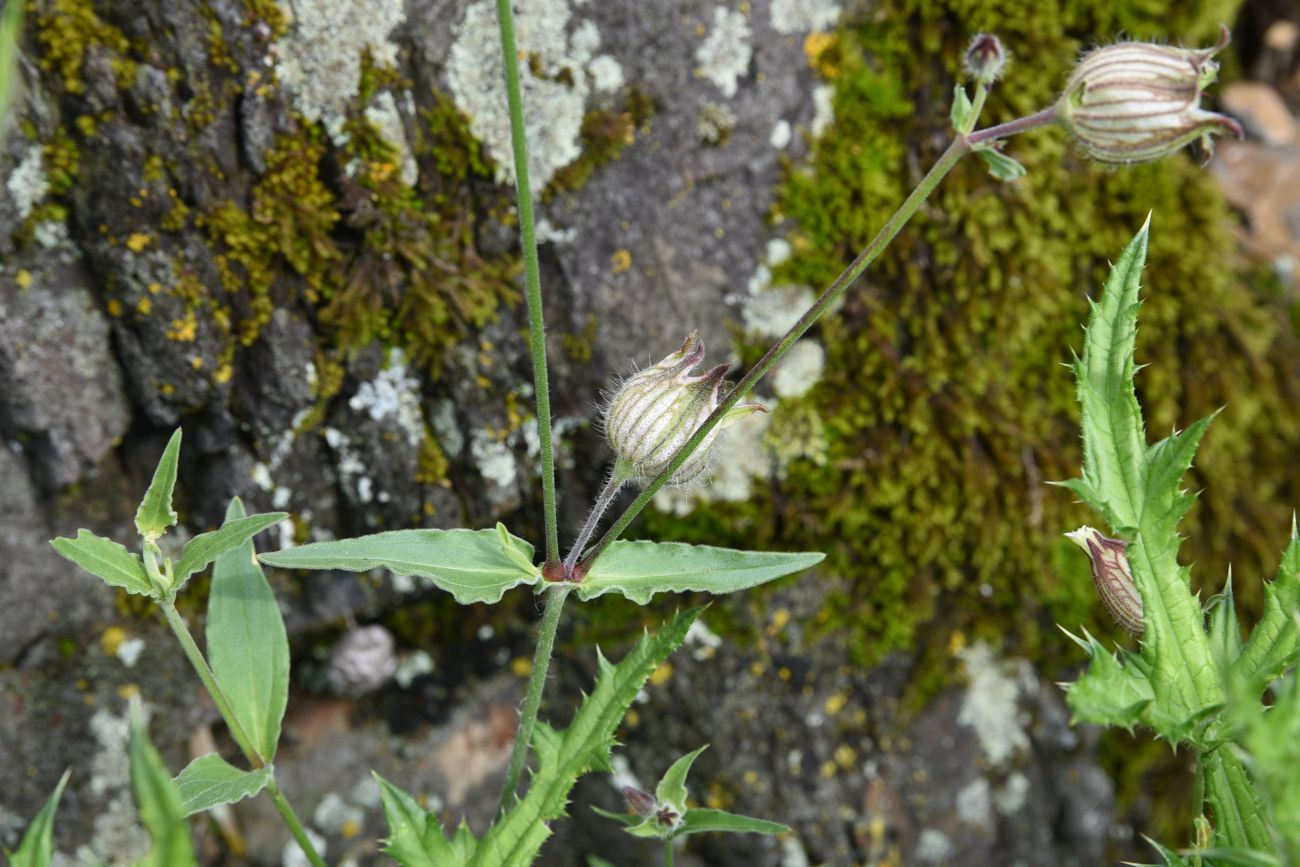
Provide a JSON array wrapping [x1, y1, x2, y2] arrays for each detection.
[[0, 0, 1286, 864]]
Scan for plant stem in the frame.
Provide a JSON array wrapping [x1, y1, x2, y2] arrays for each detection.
[[161, 601, 328, 867], [494, 0, 560, 568], [664, 839, 674, 867], [579, 108, 1059, 571], [161, 600, 264, 767], [564, 465, 627, 575], [498, 585, 570, 810], [265, 777, 329, 867]]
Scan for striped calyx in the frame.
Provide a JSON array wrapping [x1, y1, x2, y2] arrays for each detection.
[[1066, 526, 1145, 636], [603, 333, 765, 486], [1057, 27, 1242, 164]]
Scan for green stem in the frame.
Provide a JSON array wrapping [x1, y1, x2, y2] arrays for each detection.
[[564, 463, 629, 575], [578, 107, 1059, 571], [161, 601, 328, 867], [664, 839, 674, 867], [494, 0, 560, 568], [161, 600, 263, 766], [498, 586, 570, 810], [265, 777, 329, 867]]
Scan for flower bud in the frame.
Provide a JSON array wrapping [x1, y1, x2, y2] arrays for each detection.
[[1066, 526, 1145, 636], [964, 33, 1007, 84], [622, 786, 657, 817], [603, 333, 765, 485], [1056, 28, 1243, 164]]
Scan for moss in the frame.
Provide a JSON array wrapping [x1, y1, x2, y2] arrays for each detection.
[[30, 0, 134, 95], [563, 314, 600, 363], [642, 0, 1296, 697], [546, 109, 637, 198]]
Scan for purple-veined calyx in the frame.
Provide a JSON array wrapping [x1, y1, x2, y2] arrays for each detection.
[[1066, 525, 1145, 636], [1056, 27, 1243, 164], [603, 332, 765, 486]]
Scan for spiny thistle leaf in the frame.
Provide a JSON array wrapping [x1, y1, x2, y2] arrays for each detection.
[[1234, 520, 1300, 689], [1065, 221, 1223, 741], [470, 608, 702, 866]]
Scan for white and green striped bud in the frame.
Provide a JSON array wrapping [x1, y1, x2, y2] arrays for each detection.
[[1057, 28, 1243, 164], [603, 333, 765, 486]]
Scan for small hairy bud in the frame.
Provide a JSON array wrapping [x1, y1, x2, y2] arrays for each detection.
[[622, 786, 657, 817], [963, 33, 1007, 84], [603, 333, 765, 485], [1066, 526, 1145, 636], [1056, 27, 1243, 164]]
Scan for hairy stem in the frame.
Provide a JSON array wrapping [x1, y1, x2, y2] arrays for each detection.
[[161, 601, 328, 867], [665, 839, 674, 867], [498, 586, 570, 810], [265, 777, 329, 867], [579, 107, 1059, 570], [494, 0, 560, 567], [564, 465, 628, 575]]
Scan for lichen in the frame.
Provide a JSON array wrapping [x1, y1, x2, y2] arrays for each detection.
[[273, 0, 405, 139], [694, 6, 752, 99], [445, 0, 626, 188]]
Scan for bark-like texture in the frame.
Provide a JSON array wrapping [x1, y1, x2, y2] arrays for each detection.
[[0, 0, 1291, 864]]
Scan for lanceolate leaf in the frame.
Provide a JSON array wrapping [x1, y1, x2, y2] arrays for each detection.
[[50, 530, 154, 596], [1207, 574, 1243, 668], [135, 429, 183, 540], [577, 542, 823, 604], [655, 746, 707, 814], [172, 754, 270, 816], [5, 770, 70, 867], [129, 708, 199, 867], [259, 528, 540, 605], [1235, 520, 1300, 688], [208, 499, 290, 762], [471, 609, 702, 866], [173, 512, 288, 587], [1065, 222, 1222, 739], [678, 808, 790, 837], [1199, 746, 1276, 853], [375, 775, 478, 867]]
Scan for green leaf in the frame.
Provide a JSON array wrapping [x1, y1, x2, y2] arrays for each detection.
[[1235, 518, 1300, 687], [172, 754, 270, 816], [259, 528, 540, 605], [375, 774, 476, 867], [591, 805, 639, 828], [578, 542, 823, 604], [128, 706, 199, 867], [135, 429, 182, 540], [5, 770, 70, 867], [974, 146, 1026, 181], [173, 512, 288, 588], [656, 746, 707, 815], [472, 609, 702, 866], [1129, 837, 1192, 867], [587, 858, 617, 867], [678, 808, 790, 837], [208, 498, 290, 762], [950, 84, 973, 132], [1200, 746, 1276, 854], [1066, 221, 1223, 739], [1238, 672, 1300, 860], [50, 530, 154, 596], [0, 0, 22, 141], [1189, 849, 1282, 867], [1061, 629, 1153, 730], [1208, 573, 1243, 669]]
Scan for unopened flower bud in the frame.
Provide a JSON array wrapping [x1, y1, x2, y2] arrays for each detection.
[[964, 33, 1007, 84], [1066, 526, 1145, 636], [603, 333, 765, 485], [622, 786, 657, 817], [1056, 27, 1243, 164]]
